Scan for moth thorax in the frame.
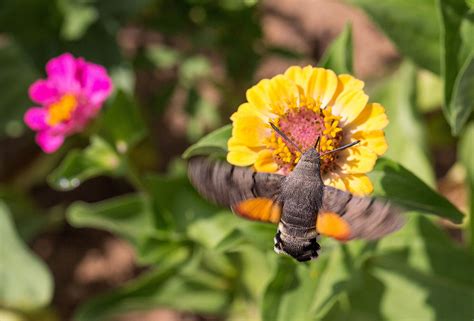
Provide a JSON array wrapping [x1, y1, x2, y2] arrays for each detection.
[[274, 222, 320, 262]]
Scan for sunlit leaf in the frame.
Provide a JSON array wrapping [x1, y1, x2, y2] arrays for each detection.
[[146, 44, 182, 69], [370, 158, 464, 223], [48, 136, 123, 191], [182, 124, 231, 159], [459, 122, 474, 249], [438, 0, 474, 134], [372, 61, 435, 186], [319, 23, 353, 74], [74, 260, 231, 321], [58, 0, 98, 40], [187, 211, 240, 249], [373, 214, 474, 320], [179, 55, 211, 87], [0, 201, 53, 310], [347, 0, 441, 73], [262, 256, 329, 321], [67, 194, 153, 242]]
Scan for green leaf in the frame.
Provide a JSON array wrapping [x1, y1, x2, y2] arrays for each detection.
[[48, 136, 123, 191], [0, 189, 52, 241], [319, 23, 353, 74], [179, 55, 212, 87], [369, 158, 464, 223], [0, 201, 53, 310], [146, 44, 182, 69], [347, 0, 441, 73], [0, 42, 38, 138], [372, 214, 474, 320], [316, 215, 474, 320], [187, 211, 241, 249], [101, 90, 147, 153], [372, 61, 435, 187], [58, 0, 98, 40], [66, 194, 154, 243], [146, 174, 221, 231], [459, 122, 474, 249], [74, 261, 231, 321], [184, 87, 220, 141], [182, 124, 231, 159], [261, 254, 335, 321], [438, 0, 474, 134]]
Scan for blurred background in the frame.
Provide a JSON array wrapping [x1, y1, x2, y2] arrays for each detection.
[[0, 0, 472, 321]]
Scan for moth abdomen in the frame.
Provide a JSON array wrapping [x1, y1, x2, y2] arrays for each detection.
[[274, 221, 320, 262]]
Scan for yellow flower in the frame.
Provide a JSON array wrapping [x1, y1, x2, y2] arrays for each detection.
[[227, 66, 388, 196]]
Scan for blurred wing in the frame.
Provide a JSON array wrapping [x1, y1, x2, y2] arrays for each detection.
[[188, 156, 284, 208], [320, 186, 404, 240]]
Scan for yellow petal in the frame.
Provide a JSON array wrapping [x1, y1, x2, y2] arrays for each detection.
[[232, 114, 269, 147], [332, 89, 368, 125], [306, 68, 338, 107], [337, 145, 377, 174], [352, 130, 388, 156], [338, 74, 365, 91], [246, 76, 298, 116], [342, 174, 373, 196], [254, 149, 278, 172], [231, 102, 269, 122], [284, 65, 306, 87], [269, 75, 299, 111], [323, 171, 348, 191], [327, 74, 365, 107], [347, 103, 388, 132], [227, 145, 258, 166], [284, 65, 315, 92]]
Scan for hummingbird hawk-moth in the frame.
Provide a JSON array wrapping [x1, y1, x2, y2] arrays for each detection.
[[187, 126, 404, 262]]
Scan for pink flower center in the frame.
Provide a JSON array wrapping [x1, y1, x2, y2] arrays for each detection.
[[267, 106, 343, 173], [279, 108, 325, 151], [47, 94, 78, 126]]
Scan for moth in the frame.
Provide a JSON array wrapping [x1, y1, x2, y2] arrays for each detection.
[[188, 124, 404, 262]]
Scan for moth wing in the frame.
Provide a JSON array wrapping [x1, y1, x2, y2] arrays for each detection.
[[188, 156, 285, 207], [319, 186, 404, 240], [316, 211, 351, 241], [232, 197, 282, 223]]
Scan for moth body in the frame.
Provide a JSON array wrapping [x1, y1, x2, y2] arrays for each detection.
[[187, 151, 404, 263], [276, 148, 324, 261]]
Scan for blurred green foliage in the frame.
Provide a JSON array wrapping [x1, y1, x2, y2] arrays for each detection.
[[0, 0, 473, 321]]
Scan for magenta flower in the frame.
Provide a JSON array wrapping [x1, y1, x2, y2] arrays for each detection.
[[24, 53, 113, 153]]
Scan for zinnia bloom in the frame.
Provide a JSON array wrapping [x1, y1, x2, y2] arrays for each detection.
[[24, 53, 113, 153], [227, 66, 388, 196]]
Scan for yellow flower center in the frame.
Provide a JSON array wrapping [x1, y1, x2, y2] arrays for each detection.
[[47, 94, 78, 126], [266, 101, 343, 173]]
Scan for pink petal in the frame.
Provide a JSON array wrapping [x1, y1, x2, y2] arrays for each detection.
[[29, 80, 59, 105], [24, 107, 49, 130], [45, 53, 80, 93], [78, 62, 113, 106], [36, 131, 65, 153]]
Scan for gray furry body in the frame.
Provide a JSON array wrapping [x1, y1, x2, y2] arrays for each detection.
[[275, 149, 324, 261]]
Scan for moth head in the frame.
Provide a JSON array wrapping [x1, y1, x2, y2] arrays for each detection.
[[269, 122, 360, 171]]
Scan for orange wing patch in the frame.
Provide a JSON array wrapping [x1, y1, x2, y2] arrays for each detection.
[[232, 198, 281, 223], [317, 211, 351, 241]]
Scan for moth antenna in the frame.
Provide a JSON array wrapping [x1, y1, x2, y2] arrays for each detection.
[[269, 122, 303, 154], [314, 136, 321, 152], [319, 140, 360, 158]]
